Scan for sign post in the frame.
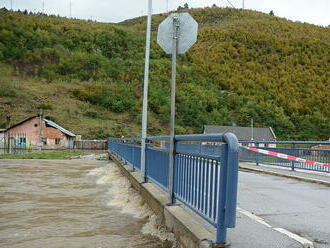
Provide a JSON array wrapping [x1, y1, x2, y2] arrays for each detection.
[[157, 13, 198, 203]]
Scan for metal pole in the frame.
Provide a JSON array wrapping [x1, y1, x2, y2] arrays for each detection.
[[291, 143, 295, 171], [251, 118, 253, 140], [168, 15, 179, 203], [38, 109, 43, 151], [256, 142, 259, 166], [140, 0, 152, 182]]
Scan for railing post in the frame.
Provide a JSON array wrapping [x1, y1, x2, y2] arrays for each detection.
[[132, 142, 135, 171], [141, 138, 147, 182], [216, 144, 229, 245], [291, 143, 295, 171], [168, 137, 176, 204], [256, 142, 259, 166], [215, 133, 239, 246]]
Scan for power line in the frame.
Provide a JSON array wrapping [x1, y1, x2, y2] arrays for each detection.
[[227, 0, 235, 8]]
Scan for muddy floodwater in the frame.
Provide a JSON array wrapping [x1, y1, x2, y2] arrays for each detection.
[[0, 158, 175, 248]]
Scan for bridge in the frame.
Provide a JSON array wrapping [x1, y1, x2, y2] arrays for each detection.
[[108, 134, 330, 248]]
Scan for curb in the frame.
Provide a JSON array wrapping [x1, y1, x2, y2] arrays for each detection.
[[239, 166, 330, 187]]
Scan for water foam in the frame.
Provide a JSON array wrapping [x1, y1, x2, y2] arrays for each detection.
[[87, 167, 107, 176], [88, 163, 176, 244], [142, 215, 176, 243]]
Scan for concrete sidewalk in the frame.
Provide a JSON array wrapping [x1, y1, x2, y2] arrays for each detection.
[[240, 162, 330, 187]]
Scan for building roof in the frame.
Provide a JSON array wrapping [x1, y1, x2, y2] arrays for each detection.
[[5, 116, 37, 131], [6, 115, 76, 137], [43, 118, 76, 137], [203, 125, 276, 141]]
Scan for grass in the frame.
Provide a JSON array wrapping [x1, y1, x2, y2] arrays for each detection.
[[0, 150, 84, 159]]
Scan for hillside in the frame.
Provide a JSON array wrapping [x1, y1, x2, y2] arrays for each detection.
[[0, 7, 329, 140]]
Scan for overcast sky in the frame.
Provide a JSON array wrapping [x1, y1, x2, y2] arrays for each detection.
[[2, 0, 329, 26]]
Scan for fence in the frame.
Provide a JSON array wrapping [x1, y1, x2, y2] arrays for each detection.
[[108, 133, 239, 245], [240, 141, 330, 173], [0, 133, 29, 154], [73, 140, 107, 150]]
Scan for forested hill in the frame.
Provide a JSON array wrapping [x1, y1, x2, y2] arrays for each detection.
[[0, 7, 329, 140]]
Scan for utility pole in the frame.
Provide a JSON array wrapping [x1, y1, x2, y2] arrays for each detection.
[[38, 109, 43, 151], [10, 0, 12, 10], [42, 0, 45, 13], [140, 0, 152, 182], [242, 0, 245, 9], [251, 118, 254, 140], [166, 0, 169, 12]]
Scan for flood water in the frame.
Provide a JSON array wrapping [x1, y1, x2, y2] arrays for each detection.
[[0, 158, 175, 248]]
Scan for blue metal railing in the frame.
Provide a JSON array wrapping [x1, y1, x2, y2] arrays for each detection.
[[108, 133, 239, 245], [239, 141, 330, 173]]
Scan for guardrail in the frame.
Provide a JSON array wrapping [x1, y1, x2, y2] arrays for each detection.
[[240, 141, 330, 173], [108, 133, 239, 245]]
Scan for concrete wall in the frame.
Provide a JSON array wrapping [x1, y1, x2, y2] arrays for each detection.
[[74, 140, 107, 150]]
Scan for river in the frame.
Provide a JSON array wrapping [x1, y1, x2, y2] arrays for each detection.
[[0, 157, 176, 248]]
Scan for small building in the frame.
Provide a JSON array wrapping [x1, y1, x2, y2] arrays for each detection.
[[5, 116, 76, 150], [203, 125, 277, 147]]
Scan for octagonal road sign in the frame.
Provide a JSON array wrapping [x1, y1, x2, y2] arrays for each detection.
[[157, 13, 198, 54]]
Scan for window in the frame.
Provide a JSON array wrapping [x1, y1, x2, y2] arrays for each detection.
[[55, 138, 61, 145], [19, 137, 26, 144], [42, 138, 47, 145]]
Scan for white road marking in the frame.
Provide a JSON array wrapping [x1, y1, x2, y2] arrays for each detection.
[[237, 207, 272, 228], [237, 207, 314, 248], [274, 228, 314, 248]]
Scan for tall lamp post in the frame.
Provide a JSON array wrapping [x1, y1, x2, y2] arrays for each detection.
[[140, 0, 152, 182]]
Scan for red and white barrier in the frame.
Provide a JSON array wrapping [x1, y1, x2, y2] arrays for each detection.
[[244, 147, 330, 168]]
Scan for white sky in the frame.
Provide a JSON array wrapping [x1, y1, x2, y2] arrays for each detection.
[[2, 0, 330, 26]]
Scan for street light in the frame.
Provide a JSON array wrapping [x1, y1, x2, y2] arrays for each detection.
[[140, 0, 152, 182]]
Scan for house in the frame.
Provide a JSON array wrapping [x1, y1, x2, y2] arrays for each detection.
[[203, 125, 277, 147], [5, 115, 76, 149]]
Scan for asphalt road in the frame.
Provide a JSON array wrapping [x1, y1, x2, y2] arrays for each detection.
[[238, 171, 330, 248]]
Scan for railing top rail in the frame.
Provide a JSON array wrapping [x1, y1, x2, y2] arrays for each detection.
[[240, 140, 330, 145], [175, 133, 225, 142], [108, 137, 140, 142], [109, 133, 240, 148], [146, 133, 227, 142], [146, 136, 171, 141]]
